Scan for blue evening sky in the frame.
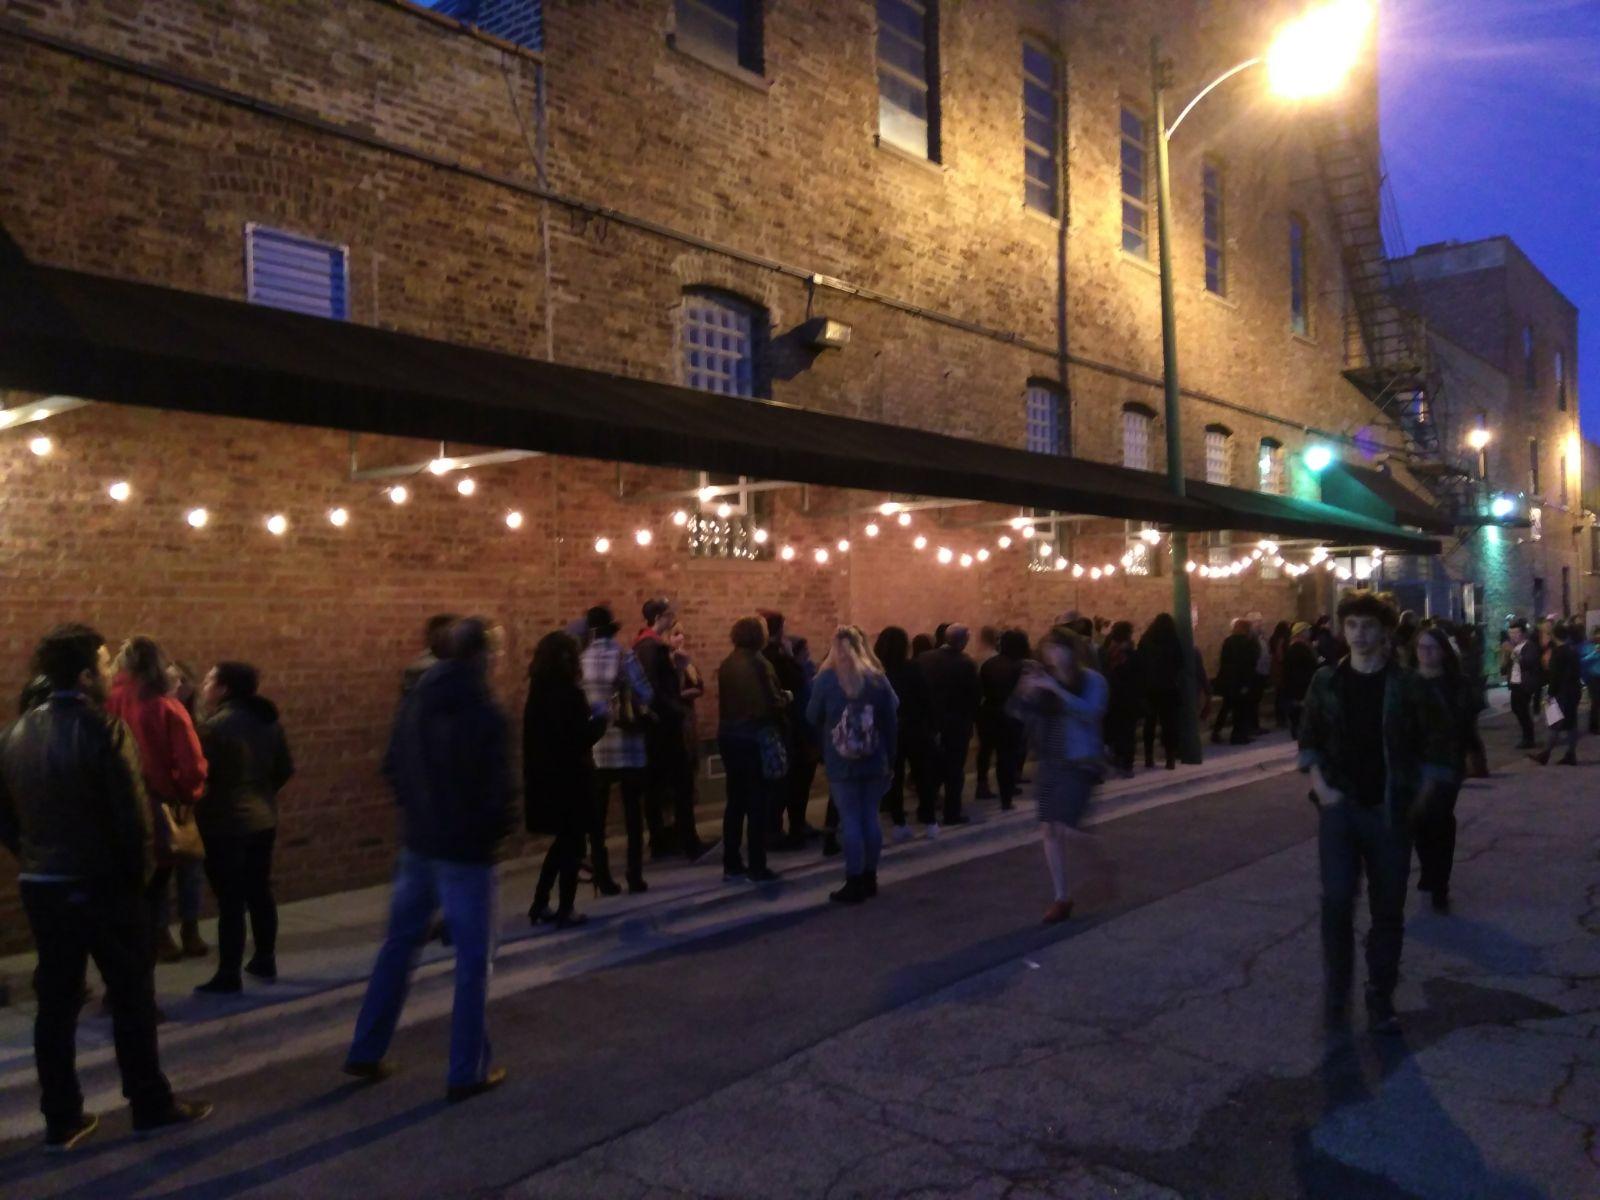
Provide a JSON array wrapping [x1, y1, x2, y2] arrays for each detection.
[[1380, 0, 1600, 440]]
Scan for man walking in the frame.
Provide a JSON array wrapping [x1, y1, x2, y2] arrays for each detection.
[[346, 617, 513, 1100], [916, 623, 982, 831], [1298, 592, 1455, 1034], [401, 612, 459, 697], [0, 624, 211, 1149], [1505, 618, 1542, 749]]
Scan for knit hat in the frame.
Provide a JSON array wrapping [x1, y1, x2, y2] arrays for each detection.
[[585, 605, 621, 637]]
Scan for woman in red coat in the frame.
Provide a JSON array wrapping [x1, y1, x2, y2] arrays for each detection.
[[105, 636, 208, 959]]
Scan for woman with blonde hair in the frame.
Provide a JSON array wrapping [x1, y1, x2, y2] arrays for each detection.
[[807, 625, 898, 904]]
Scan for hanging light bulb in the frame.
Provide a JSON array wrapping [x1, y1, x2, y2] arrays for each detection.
[[1010, 516, 1028, 530], [28, 435, 52, 456], [1120, 552, 1134, 568], [865, 522, 881, 538], [976, 548, 990, 562], [594, 536, 611, 554], [107, 481, 131, 502], [1104, 564, 1117, 577], [672, 509, 689, 527], [1072, 564, 1085, 578], [328, 507, 350, 527], [506, 511, 524, 529], [456, 478, 477, 497], [266, 514, 289, 536], [780, 544, 796, 561], [814, 547, 830, 565], [753, 527, 770, 545], [716, 502, 733, 519], [836, 539, 850, 553], [913, 535, 928, 550], [878, 501, 901, 516], [1185, 560, 1197, 572], [427, 457, 454, 475], [1021, 525, 1037, 540], [897, 511, 912, 527], [997, 535, 1012, 550], [186, 507, 209, 529], [388, 485, 409, 505], [1055, 556, 1068, 571], [1141, 527, 1162, 545], [1090, 567, 1103, 580], [698, 485, 719, 504], [936, 546, 954, 564], [959, 553, 973, 568], [635, 528, 653, 546], [1039, 542, 1053, 557]]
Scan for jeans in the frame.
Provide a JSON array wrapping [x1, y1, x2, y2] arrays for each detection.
[[1318, 800, 1411, 1003], [717, 728, 769, 874], [590, 767, 646, 886], [348, 850, 497, 1089], [203, 828, 278, 980], [21, 880, 174, 1128], [773, 751, 818, 839], [152, 859, 205, 928], [1510, 684, 1536, 745], [1413, 782, 1460, 895], [831, 777, 886, 876]]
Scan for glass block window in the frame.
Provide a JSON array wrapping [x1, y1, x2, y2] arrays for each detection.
[[1022, 40, 1060, 216], [1208, 529, 1233, 570], [1025, 383, 1068, 455], [1203, 426, 1232, 485], [1555, 349, 1566, 411], [426, 0, 543, 53], [1523, 326, 1536, 388], [1560, 452, 1569, 505], [1530, 505, 1543, 542], [877, 0, 939, 160], [675, 0, 762, 72], [245, 224, 348, 320], [1289, 215, 1309, 335], [1123, 406, 1153, 471], [1121, 107, 1150, 257], [1258, 438, 1285, 495], [681, 291, 761, 397], [1529, 436, 1541, 494], [1202, 161, 1225, 295]]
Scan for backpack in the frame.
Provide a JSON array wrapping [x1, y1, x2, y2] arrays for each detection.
[[830, 696, 879, 760]]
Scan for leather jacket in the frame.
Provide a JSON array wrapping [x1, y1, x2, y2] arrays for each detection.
[[0, 693, 153, 887]]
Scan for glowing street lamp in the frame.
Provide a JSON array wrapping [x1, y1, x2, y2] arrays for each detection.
[[1467, 426, 1491, 479], [1303, 444, 1335, 474], [1151, 0, 1372, 766]]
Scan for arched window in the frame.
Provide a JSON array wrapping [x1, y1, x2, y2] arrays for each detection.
[[1258, 437, 1285, 495], [1122, 404, 1155, 471], [681, 289, 766, 398], [1203, 424, 1233, 485], [1025, 380, 1069, 455]]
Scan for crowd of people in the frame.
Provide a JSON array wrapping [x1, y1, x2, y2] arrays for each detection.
[[0, 593, 1592, 1147]]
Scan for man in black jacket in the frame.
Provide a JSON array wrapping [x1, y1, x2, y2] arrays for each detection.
[[916, 624, 982, 829], [1210, 618, 1260, 745], [346, 617, 514, 1101], [1506, 618, 1542, 749], [0, 624, 211, 1150], [635, 598, 709, 860]]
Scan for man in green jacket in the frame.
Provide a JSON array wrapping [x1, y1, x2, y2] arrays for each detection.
[[1298, 592, 1456, 1034]]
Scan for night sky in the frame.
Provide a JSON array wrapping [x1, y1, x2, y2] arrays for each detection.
[[1380, 0, 1600, 440]]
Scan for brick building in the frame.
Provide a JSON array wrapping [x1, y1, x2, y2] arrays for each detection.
[[1385, 237, 1588, 638], [0, 0, 1433, 946]]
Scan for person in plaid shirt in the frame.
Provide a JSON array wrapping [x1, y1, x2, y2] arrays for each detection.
[[580, 606, 654, 895]]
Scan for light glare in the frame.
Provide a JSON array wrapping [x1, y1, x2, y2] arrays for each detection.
[[1266, 0, 1372, 101]]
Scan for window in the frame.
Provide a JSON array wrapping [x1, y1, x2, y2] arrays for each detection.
[[877, 0, 939, 160], [1288, 215, 1309, 335], [1561, 453, 1569, 506], [681, 290, 764, 397], [1123, 522, 1156, 577], [1556, 350, 1567, 411], [1258, 438, 1285, 495], [674, 0, 762, 73], [1025, 382, 1068, 455], [1529, 437, 1541, 494], [1531, 507, 1543, 542], [1022, 41, 1061, 216], [1203, 425, 1233, 485], [1523, 326, 1536, 388], [426, 0, 544, 53], [1202, 161, 1225, 295], [1122, 405, 1154, 471], [244, 224, 348, 319], [1120, 107, 1150, 257], [1207, 530, 1233, 570]]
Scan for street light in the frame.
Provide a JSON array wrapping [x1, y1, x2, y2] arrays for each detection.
[[1467, 426, 1491, 479], [1151, 0, 1371, 764]]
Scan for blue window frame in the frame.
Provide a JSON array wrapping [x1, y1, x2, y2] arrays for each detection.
[[1121, 107, 1149, 257], [1022, 41, 1060, 216], [682, 291, 763, 398], [425, 0, 544, 53], [1025, 383, 1068, 455], [877, 0, 939, 160], [244, 224, 348, 320], [1289, 214, 1309, 335]]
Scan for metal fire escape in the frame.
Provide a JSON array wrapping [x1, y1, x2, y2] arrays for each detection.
[[1313, 109, 1442, 465]]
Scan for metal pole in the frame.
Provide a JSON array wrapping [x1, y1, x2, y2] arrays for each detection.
[[1153, 36, 1204, 764]]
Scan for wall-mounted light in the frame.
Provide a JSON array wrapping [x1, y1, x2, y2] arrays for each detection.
[[799, 316, 853, 350], [1303, 444, 1334, 473]]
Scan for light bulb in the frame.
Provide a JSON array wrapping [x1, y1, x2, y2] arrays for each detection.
[[897, 511, 912, 527], [635, 528, 653, 546], [1010, 516, 1028, 530], [1121, 553, 1134, 568], [976, 548, 990, 562], [814, 548, 830, 565], [456, 478, 476, 496], [1185, 560, 1197, 572], [1039, 543, 1053, 557], [780, 544, 796, 561], [1140, 527, 1162, 544], [1090, 567, 1103, 580], [1055, 557, 1068, 571], [29, 408, 49, 420], [698, 485, 719, 503], [878, 501, 900, 515], [913, 535, 928, 550], [1022, 525, 1037, 540], [388, 485, 409, 505], [28, 435, 52, 456], [672, 509, 689, 527], [960, 554, 974, 568], [107, 481, 131, 502], [594, 536, 611, 554], [506, 510, 524, 529], [716, 502, 733, 519], [266, 514, 288, 536], [865, 522, 880, 538], [753, 527, 770, 545], [997, 535, 1012, 550], [936, 547, 953, 564], [1072, 564, 1085, 578], [428, 457, 453, 475], [186, 507, 208, 529], [1105, 564, 1116, 576], [328, 507, 349, 527], [836, 539, 850, 553]]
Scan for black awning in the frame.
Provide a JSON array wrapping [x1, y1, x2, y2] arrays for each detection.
[[0, 239, 1436, 552], [1183, 481, 1440, 554], [1319, 461, 1453, 536]]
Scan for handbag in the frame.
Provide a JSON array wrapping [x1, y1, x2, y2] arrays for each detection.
[[156, 802, 206, 862], [1544, 697, 1565, 728], [757, 725, 789, 781]]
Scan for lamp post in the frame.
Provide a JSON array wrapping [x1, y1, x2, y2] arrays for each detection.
[[1467, 426, 1491, 481], [1148, 0, 1372, 765]]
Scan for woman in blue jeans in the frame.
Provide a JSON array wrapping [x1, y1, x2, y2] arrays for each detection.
[[806, 626, 898, 905]]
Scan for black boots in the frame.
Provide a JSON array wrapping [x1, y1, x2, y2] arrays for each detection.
[[830, 876, 867, 904], [862, 870, 878, 898]]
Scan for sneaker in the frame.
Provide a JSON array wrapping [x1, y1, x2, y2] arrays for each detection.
[[342, 1059, 396, 1084], [924, 823, 941, 840], [194, 974, 241, 995], [244, 956, 277, 982], [44, 1112, 99, 1153], [891, 824, 914, 844], [747, 867, 781, 884], [133, 1098, 214, 1137], [446, 1066, 507, 1103]]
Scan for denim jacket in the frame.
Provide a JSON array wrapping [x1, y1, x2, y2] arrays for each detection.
[[1297, 659, 1456, 822]]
